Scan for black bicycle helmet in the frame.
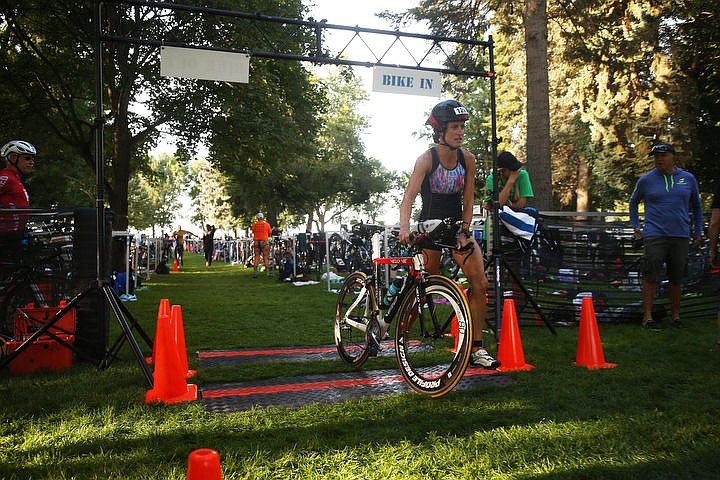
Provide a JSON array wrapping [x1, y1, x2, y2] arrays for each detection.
[[426, 100, 469, 132]]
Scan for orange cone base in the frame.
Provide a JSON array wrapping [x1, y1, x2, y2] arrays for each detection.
[[145, 383, 198, 404], [573, 361, 617, 370], [498, 362, 535, 373]]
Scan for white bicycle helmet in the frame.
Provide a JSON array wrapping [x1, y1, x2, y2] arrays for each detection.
[[1, 140, 37, 158]]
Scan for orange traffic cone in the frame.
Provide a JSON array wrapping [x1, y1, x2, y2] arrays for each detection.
[[173, 259, 179, 272], [449, 315, 459, 352], [187, 448, 222, 480], [145, 308, 197, 404], [497, 299, 535, 371], [146, 299, 171, 364], [574, 297, 617, 370], [171, 304, 196, 378]]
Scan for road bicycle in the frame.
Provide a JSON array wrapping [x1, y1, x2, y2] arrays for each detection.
[[334, 218, 473, 397]]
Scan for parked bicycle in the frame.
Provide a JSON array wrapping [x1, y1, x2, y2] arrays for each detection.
[[334, 218, 473, 397], [295, 232, 327, 277], [328, 222, 383, 273], [0, 242, 71, 340]]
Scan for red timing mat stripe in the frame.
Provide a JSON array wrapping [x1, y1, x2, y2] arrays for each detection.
[[201, 368, 494, 399], [198, 340, 412, 359], [202, 375, 403, 398]]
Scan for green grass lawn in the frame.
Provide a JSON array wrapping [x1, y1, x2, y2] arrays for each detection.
[[1, 253, 719, 479]]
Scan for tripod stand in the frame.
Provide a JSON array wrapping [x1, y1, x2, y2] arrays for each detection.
[[485, 247, 556, 336], [486, 198, 556, 338]]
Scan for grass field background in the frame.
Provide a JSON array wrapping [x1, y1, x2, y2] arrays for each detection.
[[1, 253, 719, 479]]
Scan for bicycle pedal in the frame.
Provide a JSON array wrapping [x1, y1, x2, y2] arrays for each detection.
[[367, 333, 381, 357]]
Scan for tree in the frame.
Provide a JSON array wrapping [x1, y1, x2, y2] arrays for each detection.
[[405, 0, 553, 209], [1, 0, 315, 266], [523, 0, 551, 210], [671, 2, 720, 192], [187, 159, 239, 232], [551, 0, 697, 208], [298, 68, 396, 231], [128, 153, 185, 235]]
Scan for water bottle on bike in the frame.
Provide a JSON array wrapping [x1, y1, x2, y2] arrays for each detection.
[[382, 276, 405, 309]]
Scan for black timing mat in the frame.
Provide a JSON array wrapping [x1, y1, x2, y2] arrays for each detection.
[[197, 341, 400, 367], [200, 367, 513, 413]]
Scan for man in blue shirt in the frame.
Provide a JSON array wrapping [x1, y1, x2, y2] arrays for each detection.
[[629, 142, 703, 330]]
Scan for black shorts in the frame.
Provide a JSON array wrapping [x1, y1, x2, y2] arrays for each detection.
[[642, 236, 689, 284], [416, 219, 459, 251]]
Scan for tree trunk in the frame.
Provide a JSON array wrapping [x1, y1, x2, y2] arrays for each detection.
[[305, 210, 314, 233], [576, 156, 590, 213], [524, 0, 552, 211]]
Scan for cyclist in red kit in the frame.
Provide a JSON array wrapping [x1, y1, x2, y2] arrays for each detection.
[[0, 140, 34, 210], [0, 140, 36, 268]]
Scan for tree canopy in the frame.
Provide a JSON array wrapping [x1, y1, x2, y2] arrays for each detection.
[[2, 0, 718, 234], [406, 0, 720, 210]]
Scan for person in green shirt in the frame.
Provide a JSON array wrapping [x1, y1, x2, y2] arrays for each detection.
[[483, 151, 534, 209], [483, 151, 534, 309]]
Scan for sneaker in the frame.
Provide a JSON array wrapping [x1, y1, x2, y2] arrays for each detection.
[[470, 348, 500, 370], [671, 319, 685, 328], [642, 320, 661, 331]]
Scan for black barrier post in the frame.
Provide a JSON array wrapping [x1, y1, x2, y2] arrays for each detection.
[[92, 0, 153, 384], [488, 37, 504, 340], [487, 38, 553, 338]]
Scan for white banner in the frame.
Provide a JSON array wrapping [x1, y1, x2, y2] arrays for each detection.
[[372, 66, 442, 97], [161, 46, 249, 83]]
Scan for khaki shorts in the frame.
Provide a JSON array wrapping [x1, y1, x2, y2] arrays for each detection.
[[642, 237, 689, 284]]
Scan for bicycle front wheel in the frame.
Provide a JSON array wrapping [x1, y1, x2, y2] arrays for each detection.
[[334, 271, 377, 367], [394, 275, 473, 397]]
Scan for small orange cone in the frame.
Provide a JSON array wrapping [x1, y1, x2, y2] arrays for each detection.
[[497, 299, 534, 371], [146, 299, 171, 364], [173, 259, 179, 272], [574, 297, 617, 370], [187, 448, 222, 480], [145, 308, 197, 404], [449, 315, 459, 352], [171, 304, 196, 378]]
